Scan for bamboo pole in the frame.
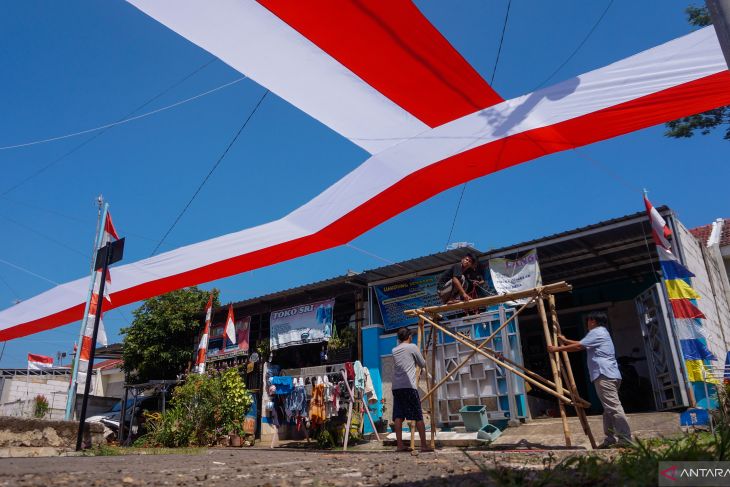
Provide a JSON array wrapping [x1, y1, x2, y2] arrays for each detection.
[[411, 318, 424, 451], [404, 282, 572, 316], [420, 296, 536, 403], [429, 324, 437, 450], [537, 296, 571, 447], [548, 295, 597, 449], [419, 313, 575, 405]]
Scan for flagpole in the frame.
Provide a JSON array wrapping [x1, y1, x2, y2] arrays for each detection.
[[64, 200, 109, 420]]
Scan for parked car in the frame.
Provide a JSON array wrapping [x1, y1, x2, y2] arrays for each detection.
[[99, 393, 169, 439]]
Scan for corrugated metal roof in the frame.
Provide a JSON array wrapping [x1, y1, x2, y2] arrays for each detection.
[[223, 207, 668, 312]]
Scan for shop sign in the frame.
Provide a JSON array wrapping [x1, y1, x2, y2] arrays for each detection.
[[489, 249, 542, 305], [270, 298, 334, 350], [374, 274, 442, 330]]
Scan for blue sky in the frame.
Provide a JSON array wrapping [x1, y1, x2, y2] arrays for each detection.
[[1, 1, 727, 368]]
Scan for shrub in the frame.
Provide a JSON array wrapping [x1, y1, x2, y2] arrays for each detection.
[[143, 368, 252, 447], [33, 394, 49, 418]]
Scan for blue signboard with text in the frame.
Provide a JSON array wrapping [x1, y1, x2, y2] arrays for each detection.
[[374, 274, 442, 330]]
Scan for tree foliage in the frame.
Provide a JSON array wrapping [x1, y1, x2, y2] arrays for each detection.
[[121, 287, 219, 383], [665, 5, 730, 140]]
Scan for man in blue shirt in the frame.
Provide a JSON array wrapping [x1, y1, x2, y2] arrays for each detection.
[[547, 311, 631, 447]]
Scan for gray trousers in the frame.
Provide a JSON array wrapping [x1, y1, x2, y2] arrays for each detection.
[[593, 376, 632, 443]]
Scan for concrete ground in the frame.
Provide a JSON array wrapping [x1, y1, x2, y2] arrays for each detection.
[[0, 447, 618, 487], [384, 411, 682, 449]]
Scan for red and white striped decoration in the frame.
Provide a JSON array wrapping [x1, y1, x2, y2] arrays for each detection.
[[77, 213, 120, 384], [195, 294, 213, 374], [1, 3, 730, 341]]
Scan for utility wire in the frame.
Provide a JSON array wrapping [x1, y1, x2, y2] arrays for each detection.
[[2, 59, 218, 195], [0, 258, 60, 286], [150, 89, 270, 256], [0, 272, 20, 301], [445, 0, 511, 249], [0, 72, 244, 152], [533, 0, 614, 90]]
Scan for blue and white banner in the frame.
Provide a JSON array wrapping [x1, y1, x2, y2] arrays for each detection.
[[270, 298, 335, 350], [374, 274, 442, 330]]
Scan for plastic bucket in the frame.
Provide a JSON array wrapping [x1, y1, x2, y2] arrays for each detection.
[[458, 405, 488, 432]]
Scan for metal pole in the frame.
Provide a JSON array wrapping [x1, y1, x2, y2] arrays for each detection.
[[119, 387, 129, 444], [65, 201, 108, 420], [707, 0, 730, 69], [75, 242, 111, 451]]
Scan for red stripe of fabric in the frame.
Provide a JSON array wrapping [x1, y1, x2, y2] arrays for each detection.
[[80, 336, 93, 361], [2, 70, 728, 341], [27, 353, 53, 364], [257, 0, 502, 126]]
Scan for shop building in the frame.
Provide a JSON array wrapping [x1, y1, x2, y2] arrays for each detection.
[[199, 206, 730, 439]]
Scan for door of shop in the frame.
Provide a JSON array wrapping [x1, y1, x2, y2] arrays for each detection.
[[635, 283, 688, 410]]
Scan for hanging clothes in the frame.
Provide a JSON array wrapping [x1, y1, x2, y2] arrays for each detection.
[[285, 384, 307, 421], [363, 367, 379, 405], [354, 360, 365, 391], [270, 376, 293, 395], [309, 383, 326, 427]]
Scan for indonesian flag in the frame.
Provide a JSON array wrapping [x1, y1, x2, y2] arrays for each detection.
[[224, 304, 236, 349], [644, 195, 672, 251], [28, 353, 53, 370], [195, 294, 213, 373]]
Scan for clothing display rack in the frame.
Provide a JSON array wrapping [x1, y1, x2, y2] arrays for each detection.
[[405, 281, 596, 449], [269, 362, 381, 450]]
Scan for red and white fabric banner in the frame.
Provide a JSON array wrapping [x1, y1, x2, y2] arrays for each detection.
[[27, 353, 54, 370], [1, 3, 730, 341], [195, 295, 213, 374]]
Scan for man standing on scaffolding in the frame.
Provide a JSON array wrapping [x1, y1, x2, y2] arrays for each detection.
[[436, 253, 484, 304], [547, 311, 632, 448]]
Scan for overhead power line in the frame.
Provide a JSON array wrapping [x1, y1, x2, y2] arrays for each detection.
[[446, 0, 512, 249], [2, 59, 219, 196], [150, 89, 270, 256], [534, 0, 614, 90], [0, 73, 244, 152]]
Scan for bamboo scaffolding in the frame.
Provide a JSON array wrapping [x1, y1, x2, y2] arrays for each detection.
[[548, 295, 597, 449], [405, 281, 595, 448], [537, 297, 571, 446]]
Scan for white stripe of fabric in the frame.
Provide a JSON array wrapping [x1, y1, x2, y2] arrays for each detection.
[[0, 28, 724, 334], [127, 0, 429, 154]]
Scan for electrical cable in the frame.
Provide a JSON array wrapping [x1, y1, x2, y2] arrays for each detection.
[[0, 258, 60, 286], [150, 89, 270, 256], [533, 0, 614, 90], [2, 59, 218, 196], [445, 0, 511, 249], [0, 73, 244, 152]]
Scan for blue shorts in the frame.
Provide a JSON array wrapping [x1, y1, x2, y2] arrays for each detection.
[[392, 388, 423, 421]]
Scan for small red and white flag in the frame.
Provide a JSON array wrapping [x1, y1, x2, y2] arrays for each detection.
[[27, 353, 53, 370], [224, 304, 236, 349], [195, 294, 214, 373], [644, 194, 672, 251]]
